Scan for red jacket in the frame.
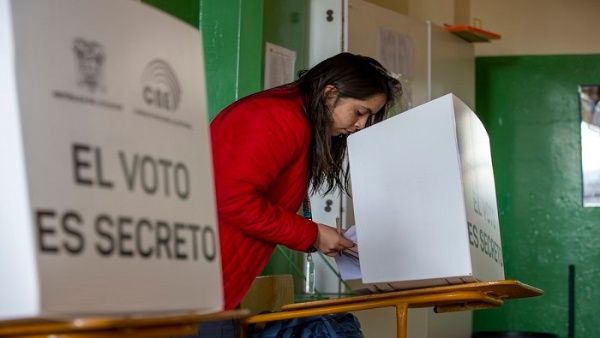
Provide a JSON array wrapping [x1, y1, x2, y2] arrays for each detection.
[[210, 84, 318, 310]]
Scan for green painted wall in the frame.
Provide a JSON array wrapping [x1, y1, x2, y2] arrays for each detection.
[[258, 0, 309, 288], [200, 0, 264, 119], [263, 0, 309, 76], [142, 0, 199, 27], [142, 0, 264, 120], [473, 55, 600, 337]]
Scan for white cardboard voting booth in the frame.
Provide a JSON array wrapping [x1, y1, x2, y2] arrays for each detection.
[[0, 0, 223, 319], [347, 94, 504, 291]]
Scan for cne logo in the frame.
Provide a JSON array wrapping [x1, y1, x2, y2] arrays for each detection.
[[73, 38, 105, 92], [141, 59, 181, 111]]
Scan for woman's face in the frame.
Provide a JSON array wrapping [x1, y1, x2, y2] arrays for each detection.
[[325, 86, 387, 136]]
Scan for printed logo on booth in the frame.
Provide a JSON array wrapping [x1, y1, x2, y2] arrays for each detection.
[[141, 59, 181, 111], [134, 59, 189, 129], [73, 38, 105, 92], [52, 38, 121, 111]]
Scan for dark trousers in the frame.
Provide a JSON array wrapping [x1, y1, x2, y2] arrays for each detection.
[[183, 319, 240, 338]]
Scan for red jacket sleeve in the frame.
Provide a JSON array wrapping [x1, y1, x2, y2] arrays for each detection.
[[211, 94, 318, 251]]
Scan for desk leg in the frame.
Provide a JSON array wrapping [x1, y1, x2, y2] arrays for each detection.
[[395, 303, 408, 338]]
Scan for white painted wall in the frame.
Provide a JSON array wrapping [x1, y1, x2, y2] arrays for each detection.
[[472, 0, 600, 56], [348, 0, 429, 106], [371, 0, 600, 56], [408, 0, 454, 27]]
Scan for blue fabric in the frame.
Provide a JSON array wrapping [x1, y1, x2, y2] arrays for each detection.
[[251, 313, 363, 338], [182, 319, 240, 338]]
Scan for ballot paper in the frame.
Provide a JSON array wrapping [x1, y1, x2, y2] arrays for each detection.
[[334, 226, 362, 280]]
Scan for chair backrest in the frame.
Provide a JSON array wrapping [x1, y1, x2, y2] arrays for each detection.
[[241, 275, 294, 314]]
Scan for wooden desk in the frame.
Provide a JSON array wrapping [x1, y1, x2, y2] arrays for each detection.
[[0, 309, 248, 338], [243, 280, 542, 338]]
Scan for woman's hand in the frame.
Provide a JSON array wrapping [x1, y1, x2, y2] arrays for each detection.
[[313, 223, 355, 256]]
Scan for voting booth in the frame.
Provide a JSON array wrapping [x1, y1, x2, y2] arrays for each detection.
[[0, 0, 222, 319], [348, 94, 504, 291]]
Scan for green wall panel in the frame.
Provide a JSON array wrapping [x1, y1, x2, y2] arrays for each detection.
[[200, 0, 264, 119], [474, 55, 600, 338], [199, 0, 244, 119], [238, 0, 265, 98], [263, 0, 309, 76], [142, 0, 199, 27], [258, 1, 309, 289]]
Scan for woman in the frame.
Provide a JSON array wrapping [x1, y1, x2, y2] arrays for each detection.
[[210, 52, 400, 325]]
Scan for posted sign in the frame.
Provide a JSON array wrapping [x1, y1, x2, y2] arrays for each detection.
[[0, 0, 223, 319]]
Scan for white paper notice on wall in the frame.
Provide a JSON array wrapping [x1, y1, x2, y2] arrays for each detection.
[[0, 0, 222, 319], [378, 28, 413, 80], [378, 28, 415, 112], [264, 42, 296, 89]]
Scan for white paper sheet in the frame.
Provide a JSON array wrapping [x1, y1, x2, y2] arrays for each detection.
[[334, 225, 362, 280], [264, 42, 296, 89]]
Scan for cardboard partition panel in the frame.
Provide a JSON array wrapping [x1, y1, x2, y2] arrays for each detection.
[[0, 0, 222, 319], [348, 94, 504, 291]]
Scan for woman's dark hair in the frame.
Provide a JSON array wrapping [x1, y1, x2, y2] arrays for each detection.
[[297, 52, 401, 195]]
